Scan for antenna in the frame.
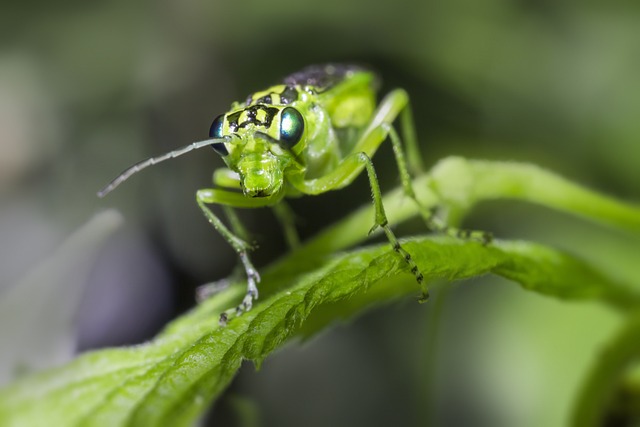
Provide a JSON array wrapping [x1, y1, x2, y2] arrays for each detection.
[[97, 137, 228, 198]]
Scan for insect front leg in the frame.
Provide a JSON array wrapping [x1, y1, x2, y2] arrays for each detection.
[[214, 167, 301, 249], [196, 188, 280, 322], [195, 205, 253, 303], [196, 169, 254, 302]]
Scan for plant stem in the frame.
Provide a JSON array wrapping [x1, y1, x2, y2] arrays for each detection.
[[571, 311, 640, 426]]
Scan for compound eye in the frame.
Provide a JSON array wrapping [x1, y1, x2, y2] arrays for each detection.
[[279, 107, 304, 149], [209, 114, 228, 156]]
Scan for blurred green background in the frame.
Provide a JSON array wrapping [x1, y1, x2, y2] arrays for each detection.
[[0, 0, 639, 426]]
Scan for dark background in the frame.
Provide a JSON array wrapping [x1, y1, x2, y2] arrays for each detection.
[[1, 1, 638, 426]]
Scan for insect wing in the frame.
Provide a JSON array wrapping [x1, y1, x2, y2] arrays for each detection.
[[283, 64, 369, 93]]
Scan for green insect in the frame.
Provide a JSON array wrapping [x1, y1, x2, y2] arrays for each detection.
[[99, 64, 488, 324]]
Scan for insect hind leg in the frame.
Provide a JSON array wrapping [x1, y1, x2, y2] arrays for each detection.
[[357, 153, 429, 300], [387, 126, 492, 245], [291, 151, 429, 300]]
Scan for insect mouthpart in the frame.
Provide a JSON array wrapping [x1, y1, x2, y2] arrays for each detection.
[[237, 153, 284, 198], [254, 132, 278, 144]]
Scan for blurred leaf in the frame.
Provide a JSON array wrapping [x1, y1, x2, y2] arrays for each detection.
[[430, 157, 640, 232], [571, 311, 640, 427]]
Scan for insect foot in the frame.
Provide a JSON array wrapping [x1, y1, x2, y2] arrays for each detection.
[[239, 253, 261, 307], [426, 214, 494, 247], [236, 287, 259, 316], [455, 228, 493, 246], [219, 312, 229, 327], [418, 291, 430, 303], [480, 231, 493, 246]]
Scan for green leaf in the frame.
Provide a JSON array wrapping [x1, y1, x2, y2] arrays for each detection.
[[0, 158, 638, 426], [0, 235, 637, 427]]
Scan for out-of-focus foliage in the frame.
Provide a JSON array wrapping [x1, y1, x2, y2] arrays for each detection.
[[0, 0, 638, 426]]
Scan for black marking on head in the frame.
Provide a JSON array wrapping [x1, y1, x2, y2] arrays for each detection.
[[279, 86, 299, 104], [257, 95, 272, 104], [227, 105, 279, 132], [227, 111, 241, 132], [283, 64, 371, 92]]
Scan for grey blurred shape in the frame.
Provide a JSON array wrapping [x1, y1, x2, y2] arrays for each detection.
[[0, 209, 123, 386]]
